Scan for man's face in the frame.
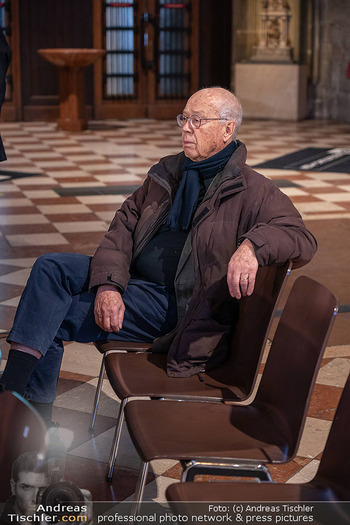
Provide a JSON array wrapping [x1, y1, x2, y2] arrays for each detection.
[[12, 471, 49, 516], [181, 91, 232, 162]]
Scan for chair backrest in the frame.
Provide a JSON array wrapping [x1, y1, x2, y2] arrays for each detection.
[[256, 275, 338, 460], [313, 372, 350, 499], [0, 391, 47, 502], [206, 261, 291, 398]]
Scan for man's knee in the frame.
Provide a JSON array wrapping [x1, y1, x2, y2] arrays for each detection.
[[33, 252, 62, 269], [32, 253, 90, 277], [30, 252, 91, 293], [30, 253, 67, 283]]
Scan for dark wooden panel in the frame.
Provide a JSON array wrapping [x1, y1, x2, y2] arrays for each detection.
[[19, 0, 93, 108], [199, 0, 232, 89]]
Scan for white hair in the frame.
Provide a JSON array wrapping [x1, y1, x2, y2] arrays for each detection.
[[219, 96, 243, 136]]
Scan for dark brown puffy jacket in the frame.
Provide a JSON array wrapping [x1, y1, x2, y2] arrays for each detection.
[[90, 141, 317, 377]]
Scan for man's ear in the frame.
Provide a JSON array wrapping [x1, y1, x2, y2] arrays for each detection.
[[224, 121, 236, 142], [10, 479, 16, 496]]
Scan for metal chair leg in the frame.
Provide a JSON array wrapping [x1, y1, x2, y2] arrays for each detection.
[[89, 356, 105, 432], [106, 398, 128, 481], [181, 460, 272, 482], [133, 461, 149, 507]]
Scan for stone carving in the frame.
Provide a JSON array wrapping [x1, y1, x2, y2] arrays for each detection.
[[251, 0, 293, 62]]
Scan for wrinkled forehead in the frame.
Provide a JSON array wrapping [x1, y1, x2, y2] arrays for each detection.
[[183, 91, 219, 116]]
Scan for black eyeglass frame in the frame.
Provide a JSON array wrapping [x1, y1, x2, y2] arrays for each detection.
[[176, 114, 228, 129]]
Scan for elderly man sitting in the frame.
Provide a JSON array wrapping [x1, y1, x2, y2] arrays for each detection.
[[0, 87, 317, 425]]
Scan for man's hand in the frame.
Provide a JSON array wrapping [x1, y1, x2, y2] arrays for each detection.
[[227, 239, 258, 299], [94, 284, 125, 332]]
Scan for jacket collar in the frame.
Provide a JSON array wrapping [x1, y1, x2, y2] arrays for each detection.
[[148, 151, 185, 196], [199, 140, 248, 204], [148, 140, 248, 198]]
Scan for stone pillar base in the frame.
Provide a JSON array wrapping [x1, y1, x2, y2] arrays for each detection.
[[235, 63, 308, 120], [251, 46, 293, 63]]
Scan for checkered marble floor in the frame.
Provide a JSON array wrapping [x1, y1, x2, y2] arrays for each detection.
[[0, 118, 350, 502]]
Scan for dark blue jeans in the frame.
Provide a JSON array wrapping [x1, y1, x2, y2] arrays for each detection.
[[8, 253, 177, 403]]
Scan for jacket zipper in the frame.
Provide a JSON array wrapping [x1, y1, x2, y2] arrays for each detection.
[[132, 202, 170, 261], [176, 177, 246, 339], [131, 170, 176, 261]]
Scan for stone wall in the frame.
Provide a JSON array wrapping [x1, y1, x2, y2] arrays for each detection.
[[313, 0, 350, 122], [231, 0, 350, 123]]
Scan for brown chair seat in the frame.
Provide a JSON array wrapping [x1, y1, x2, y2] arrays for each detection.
[[99, 262, 291, 480], [126, 398, 288, 462], [94, 340, 152, 354], [106, 351, 259, 402], [124, 276, 338, 503]]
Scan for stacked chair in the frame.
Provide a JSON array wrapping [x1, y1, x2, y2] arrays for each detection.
[[91, 262, 292, 480], [166, 371, 350, 504], [122, 276, 338, 503]]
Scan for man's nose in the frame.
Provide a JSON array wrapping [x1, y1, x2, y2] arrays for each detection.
[[182, 117, 193, 132]]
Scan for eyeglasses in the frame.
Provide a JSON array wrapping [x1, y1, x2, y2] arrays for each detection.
[[176, 114, 227, 129]]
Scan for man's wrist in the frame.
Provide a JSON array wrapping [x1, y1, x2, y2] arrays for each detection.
[[240, 238, 257, 254], [96, 284, 124, 295]]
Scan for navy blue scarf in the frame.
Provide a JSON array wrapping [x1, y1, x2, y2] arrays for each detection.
[[165, 141, 237, 231]]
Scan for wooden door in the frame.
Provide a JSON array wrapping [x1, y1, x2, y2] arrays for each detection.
[[18, 0, 93, 121], [0, 1, 16, 120], [93, 0, 199, 119]]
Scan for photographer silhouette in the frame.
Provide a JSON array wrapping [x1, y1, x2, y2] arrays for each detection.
[[0, 451, 50, 524], [0, 431, 92, 525]]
